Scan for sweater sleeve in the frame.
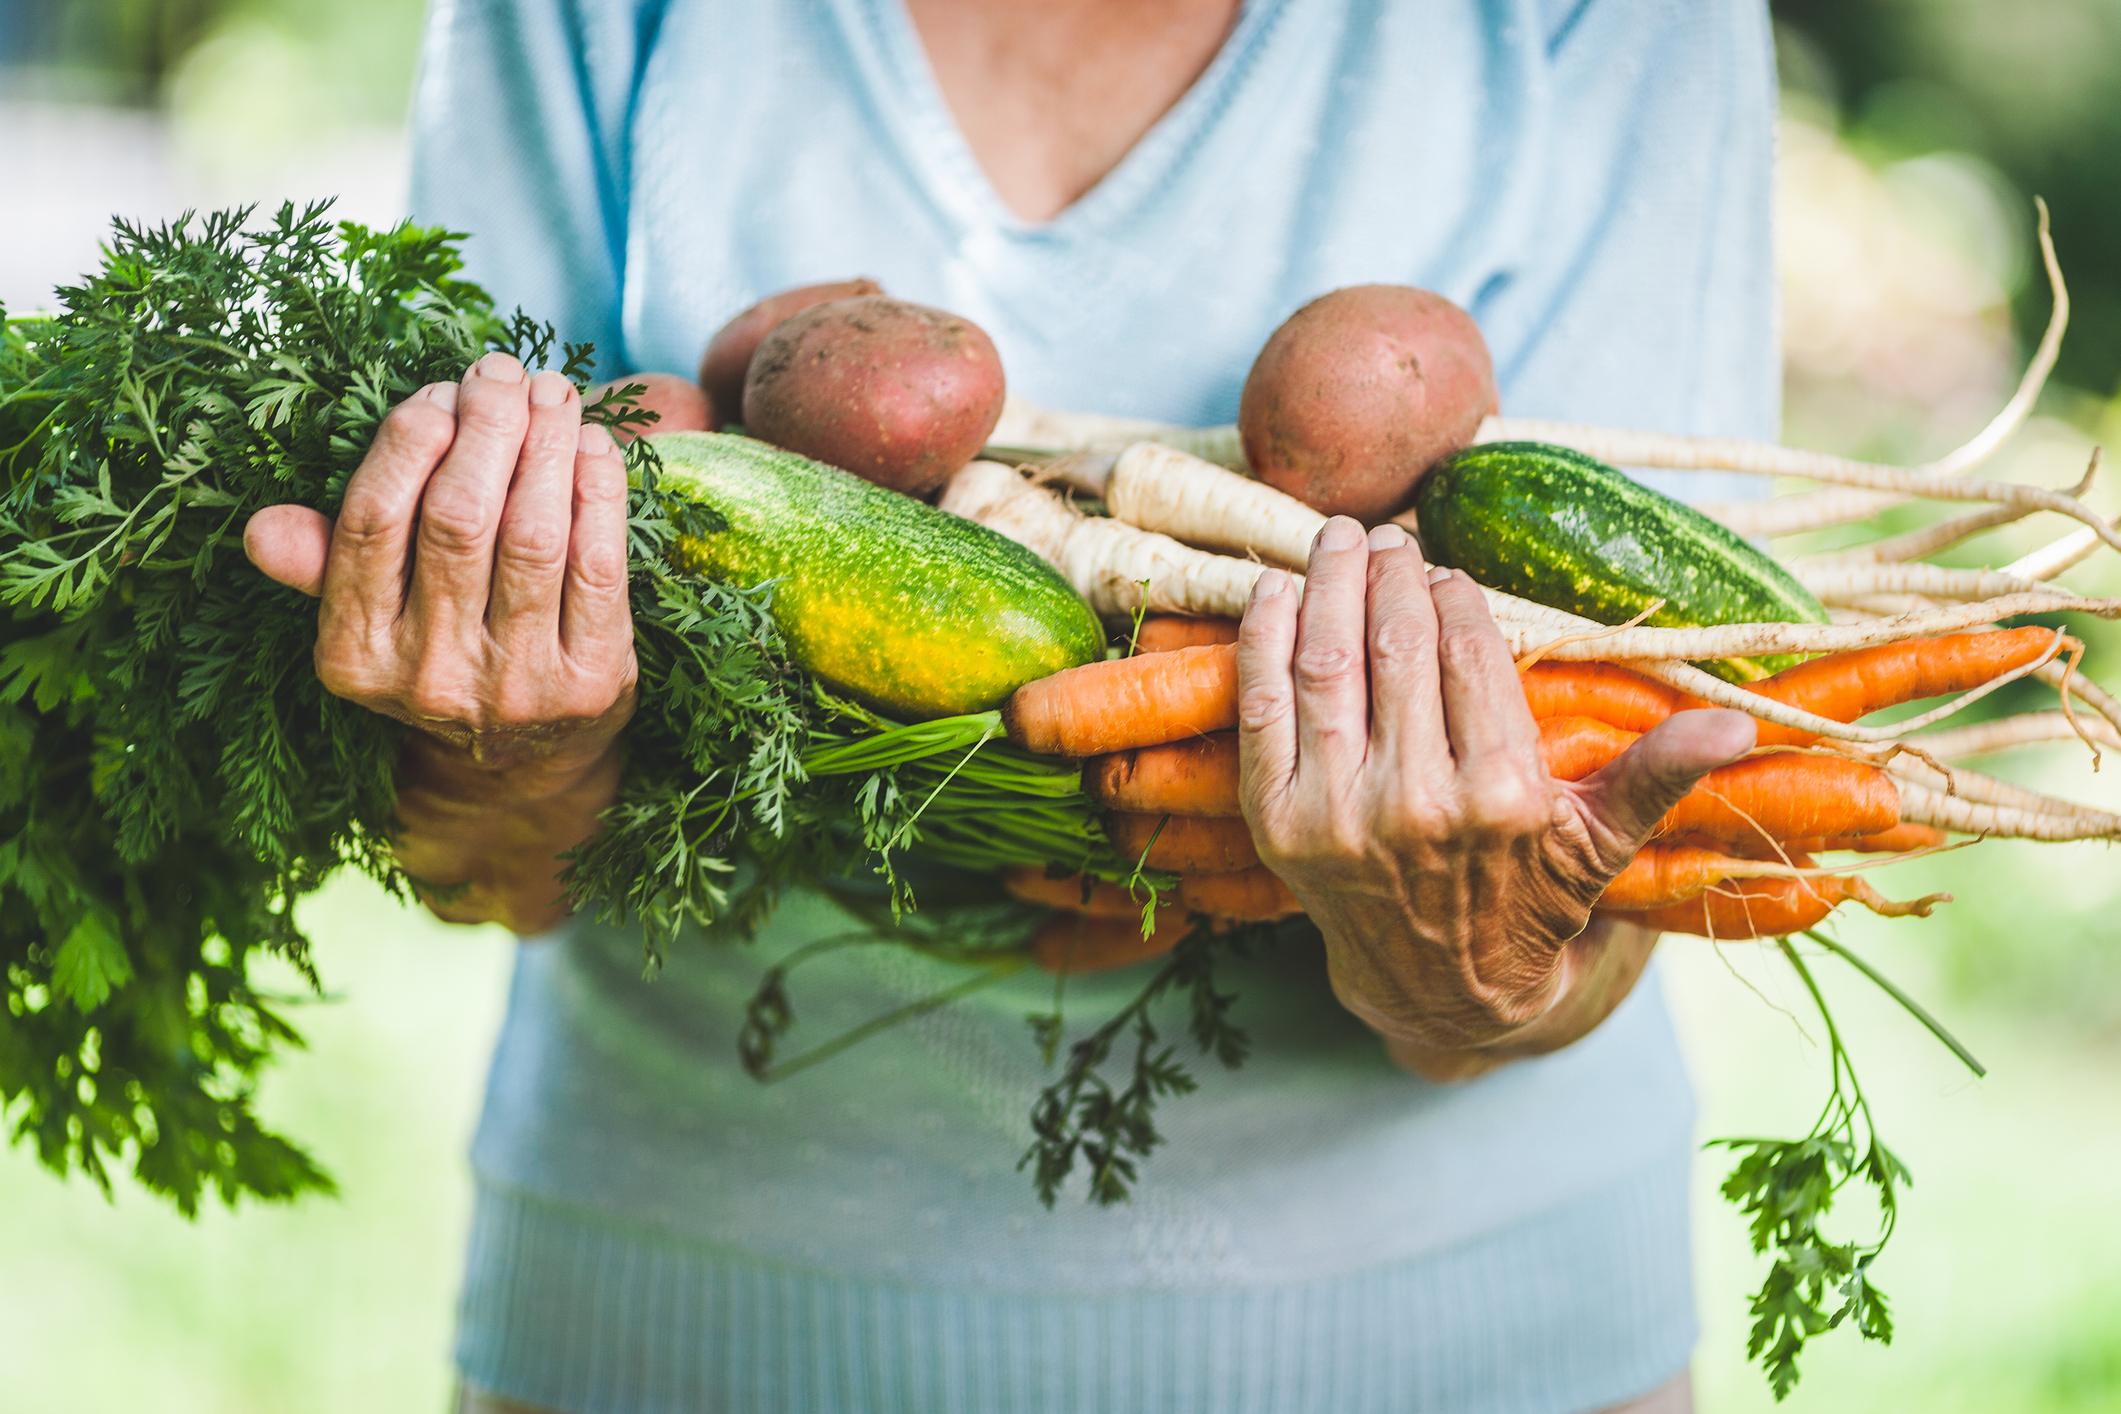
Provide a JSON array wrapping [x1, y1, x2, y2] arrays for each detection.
[[406, 0, 670, 376]]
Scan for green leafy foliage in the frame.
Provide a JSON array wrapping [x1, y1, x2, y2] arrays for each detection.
[[0, 204, 521, 1213], [0, 204, 1229, 1219], [1710, 935, 1914, 1400], [1021, 917, 1300, 1206]]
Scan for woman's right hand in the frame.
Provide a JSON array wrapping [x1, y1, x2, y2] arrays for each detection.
[[241, 352, 650, 932]]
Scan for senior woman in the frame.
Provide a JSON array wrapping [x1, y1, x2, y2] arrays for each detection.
[[245, 0, 1778, 1408]]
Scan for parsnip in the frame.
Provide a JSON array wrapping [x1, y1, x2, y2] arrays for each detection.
[[940, 460, 1278, 618], [1103, 442, 1323, 569]]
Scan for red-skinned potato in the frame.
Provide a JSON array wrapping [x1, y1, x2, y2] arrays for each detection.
[[1238, 285, 1498, 522], [591, 371, 711, 441], [697, 278, 883, 427], [742, 296, 1006, 496]]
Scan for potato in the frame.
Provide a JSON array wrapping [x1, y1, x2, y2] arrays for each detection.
[[742, 296, 1007, 496], [592, 371, 710, 440], [1238, 285, 1498, 522], [696, 278, 882, 427]]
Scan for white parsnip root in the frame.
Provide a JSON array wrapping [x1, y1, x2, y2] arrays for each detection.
[[1895, 780, 2121, 842], [1884, 755, 2113, 822], [1794, 561, 2046, 607], [940, 460, 1275, 618], [1914, 712, 2121, 759], [1793, 503, 2036, 569], [1506, 593, 2121, 665], [984, 397, 1247, 468], [1102, 442, 1323, 570]]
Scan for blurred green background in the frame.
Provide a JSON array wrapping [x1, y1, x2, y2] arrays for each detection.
[[4, 2, 2121, 1410]]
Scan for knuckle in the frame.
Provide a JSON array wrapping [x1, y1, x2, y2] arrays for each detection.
[[313, 642, 383, 704], [1369, 613, 1434, 662], [1435, 624, 1496, 668], [569, 541, 630, 598], [1293, 641, 1363, 693], [1463, 773, 1549, 835], [334, 486, 403, 545], [494, 511, 570, 575], [521, 415, 579, 461], [1237, 680, 1293, 732], [381, 397, 458, 456], [417, 490, 495, 557]]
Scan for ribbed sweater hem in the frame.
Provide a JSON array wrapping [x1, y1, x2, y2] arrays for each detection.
[[454, 1141, 1698, 1414]]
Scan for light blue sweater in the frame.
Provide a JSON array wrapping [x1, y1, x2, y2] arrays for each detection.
[[409, 1, 1779, 1409]]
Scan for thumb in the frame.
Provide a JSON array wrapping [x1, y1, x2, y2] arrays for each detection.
[[1573, 708, 1758, 857], [243, 505, 333, 597]]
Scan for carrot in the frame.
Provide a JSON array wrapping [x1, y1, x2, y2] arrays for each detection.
[[1782, 824, 1946, 855], [1521, 629, 2062, 750], [1520, 663, 1693, 733], [1742, 627, 2062, 746], [1598, 844, 1819, 912], [1034, 911, 1194, 974], [1104, 811, 1259, 873], [1176, 866, 1301, 921], [1005, 643, 1238, 756], [1084, 733, 1242, 817], [1000, 867, 1141, 918], [1609, 872, 1949, 939], [1536, 716, 1902, 843], [1134, 616, 1241, 653]]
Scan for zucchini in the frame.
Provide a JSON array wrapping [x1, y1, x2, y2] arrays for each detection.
[[652, 432, 1104, 719], [1413, 441, 1828, 680]]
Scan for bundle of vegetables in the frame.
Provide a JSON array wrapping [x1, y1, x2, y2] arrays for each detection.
[[952, 206, 2121, 1395], [6, 200, 2116, 1398]]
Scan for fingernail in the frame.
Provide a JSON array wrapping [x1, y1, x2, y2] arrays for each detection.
[[1426, 566, 1451, 586], [472, 351, 526, 383], [578, 422, 614, 457], [1367, 523, 1408, 551], [530, 370, 574, 407], [420, 382, 459, 411], [1315, 517, 1364, 553], [1250, 568, 1290, 603]]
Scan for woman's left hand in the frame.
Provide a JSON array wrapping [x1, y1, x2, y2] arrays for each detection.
[[1237, 517, 1758, 1081]]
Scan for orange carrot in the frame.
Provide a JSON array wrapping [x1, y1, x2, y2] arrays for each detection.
[[1135, 616, 1241, 653], [1521, 629, 2061, 748], [1520, 663, 1693, 734], [1104, 811, 1260, 873], [1782, 824, 1947, 855], [1000, 867, 1141, 918], [1608, 872, 1948, 939], [1034, 912, 1194, 974], [1004, 643, 1237, 756], [1176, 866, 1301, 920], [1744, 627, 2062, 746], [1597, 844, 1817, 912], [1084, 733, 1242, 817], [1537, 717, 1901, 843]]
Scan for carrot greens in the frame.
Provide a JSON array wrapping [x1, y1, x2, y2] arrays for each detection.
[[0, 204, 1174, 1215]]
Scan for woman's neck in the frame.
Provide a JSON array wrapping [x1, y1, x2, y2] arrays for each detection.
[[904, 0, 1244, 222]]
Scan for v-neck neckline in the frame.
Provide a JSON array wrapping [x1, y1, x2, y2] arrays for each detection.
[[851, 0, 1285, 241]]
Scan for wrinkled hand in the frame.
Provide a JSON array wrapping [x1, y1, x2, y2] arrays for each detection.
[[1238, 517, 1757, 1081], [242, 353, 642, 932]]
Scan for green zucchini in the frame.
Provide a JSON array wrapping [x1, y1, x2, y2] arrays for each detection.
[[1413, 441, 1828, 680], [652, 431, 1104, 719]]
